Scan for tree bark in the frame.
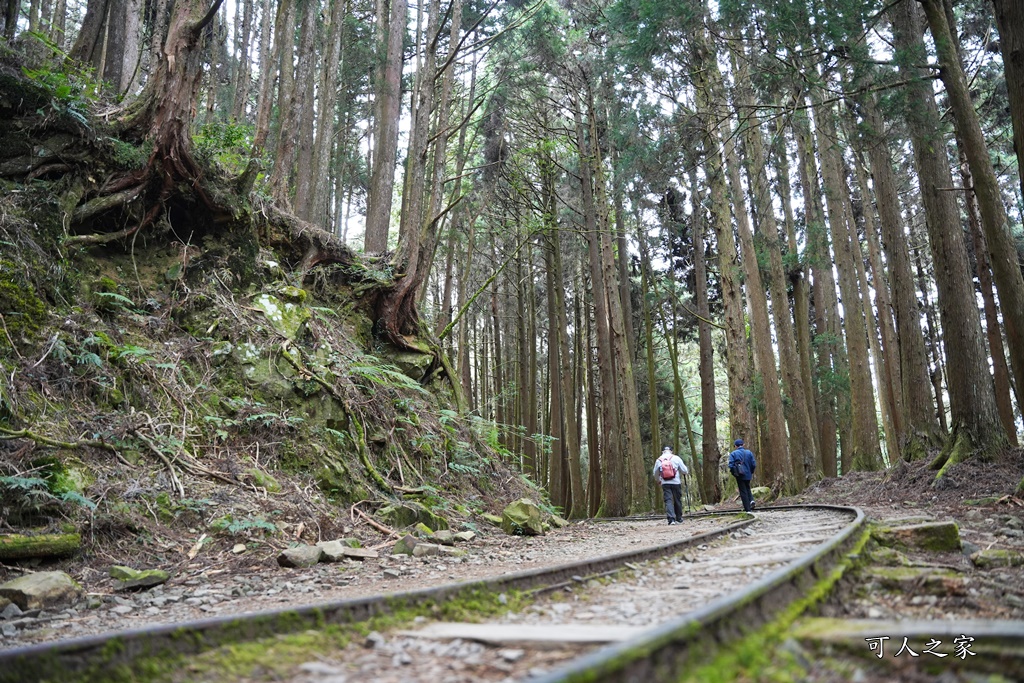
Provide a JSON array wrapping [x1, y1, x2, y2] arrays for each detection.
[[252, 0, 284, 154], [694, 28, 756, 447], [230, 0, 253, 121], [364, 0, 407, 253], [773, 113, 820, 482], [921, 0, 1024, 425], [793, 102, 841, 478], [309, 0, 347, 226], [290, 0, 319, 219], [733, 49, 814, 489], [893, 0, 1006, 469], [992, 0, 1024, 205], [816, 98, 882, 472], [857, 92, 941, 459], [724, 111, 792, 489], [267, 0, 297, 205], [574, 89, 626, 516], [691, 171, 721, 504]]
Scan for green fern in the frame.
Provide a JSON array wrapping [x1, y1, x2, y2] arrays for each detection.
[[349, 358, 428, 395]]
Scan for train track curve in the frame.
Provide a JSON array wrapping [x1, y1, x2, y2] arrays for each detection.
[[2, 504, 865, 682]]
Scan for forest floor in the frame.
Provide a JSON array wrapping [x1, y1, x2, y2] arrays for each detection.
[[2, 454, 1023, 681]]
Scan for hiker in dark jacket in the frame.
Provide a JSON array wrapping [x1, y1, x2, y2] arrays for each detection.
[[653, 446, 688, 525], [728, 439, 757, 512]]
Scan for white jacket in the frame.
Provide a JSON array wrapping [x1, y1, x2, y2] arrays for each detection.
[[653, 453, 688, 485]]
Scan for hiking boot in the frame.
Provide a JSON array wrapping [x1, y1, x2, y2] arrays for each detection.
[[667, 520, 676, 525]]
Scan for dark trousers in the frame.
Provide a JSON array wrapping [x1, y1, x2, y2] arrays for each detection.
[[662, 483, 683, 521], [736, 478, 754, 512]]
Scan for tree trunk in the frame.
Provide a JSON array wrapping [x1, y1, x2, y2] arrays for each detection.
[[733, 50, 814, 489], [694, 29, 756, 446], [291, 0, 319, 219], [773, 114, 820, 482], [815, 98, 883, 473], [892, 0, 1006, 469], [267, 0, 297, 205], [992, 0, 1024, 205], [230, 0, 252, 120], [691, 171, 720, 504], [964, 164, 1019, 446], [921, 0, 1024, 423], [724, 112, 792, 489], [793, 102, 840, 478], [588, 93, 646, 511], [848, 151, 897, 464], [308, 0, 347, 226], [857, 91, 941, 459], [914, 245, 949, 434], [574, 90, 626, 516], [252, 0, 284, 154], [2, 0, 17, 40], [121, 0, 224, 175], [364, 0, 407, 253], [637, 209, 662, 475]]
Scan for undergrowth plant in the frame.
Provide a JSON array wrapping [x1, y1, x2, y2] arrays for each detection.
[[0, 474, 95, 525]]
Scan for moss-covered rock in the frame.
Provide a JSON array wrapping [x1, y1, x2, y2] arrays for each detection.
[[251, 293, 310, 340], [872, 520, 961, 553], [481, 513, 503, 527], [0, 259, 47, 345], [277, 545, 322, 568], [378, 501, 448, 531], [868, 545, 911, 567], [501, 498, 545, 536], [970, 548, 1024, 569], [244, 468, 281, 493], [109, 565, 171, 590], [392, 534, 418, 555], [381, 338, 434, 381], [430, 530, 455, 546], [0, 571, 83, 609], [863, 566, 964, 595], [751, 486, 773, 503]]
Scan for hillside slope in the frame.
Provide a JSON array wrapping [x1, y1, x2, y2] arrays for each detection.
[[0, 52, 539, 583]]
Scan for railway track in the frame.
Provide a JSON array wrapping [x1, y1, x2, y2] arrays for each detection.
[[2, 505, 865, 683]]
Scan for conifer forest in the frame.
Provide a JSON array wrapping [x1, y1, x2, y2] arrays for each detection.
[[0, 0, 1022, 522]]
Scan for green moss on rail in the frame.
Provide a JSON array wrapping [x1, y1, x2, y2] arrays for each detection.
[[679, 528, 872, 683], [61, 587, 529, 683]]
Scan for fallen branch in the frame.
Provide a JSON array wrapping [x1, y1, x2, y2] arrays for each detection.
[[132, 429, 185, 497], [354, 507, 395, 536]]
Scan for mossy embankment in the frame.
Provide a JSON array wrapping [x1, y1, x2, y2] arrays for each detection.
[[0, 56, 540, 576]]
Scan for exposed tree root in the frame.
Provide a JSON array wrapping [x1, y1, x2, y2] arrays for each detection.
[[70, 184, 145, 224], [0, 426, 120, 453], [931, 425, 1008, 484]]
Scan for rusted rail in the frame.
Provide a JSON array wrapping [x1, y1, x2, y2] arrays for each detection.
[[1, 511, 756, 683]]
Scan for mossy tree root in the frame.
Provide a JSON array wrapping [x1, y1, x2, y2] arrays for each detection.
[[0, 426, 119, 453], [931, 425, 1007, 483], [351, 416, 391, 493]]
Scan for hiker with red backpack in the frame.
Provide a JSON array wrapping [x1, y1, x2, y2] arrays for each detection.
[[653, 445, 689, 525]]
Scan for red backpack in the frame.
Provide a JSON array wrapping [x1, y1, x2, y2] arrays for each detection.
[[659, 456, 677, 480]]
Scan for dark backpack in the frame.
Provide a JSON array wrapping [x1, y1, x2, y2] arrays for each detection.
[[729, 451, 749, 478], [659, 457, 676, 480]]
